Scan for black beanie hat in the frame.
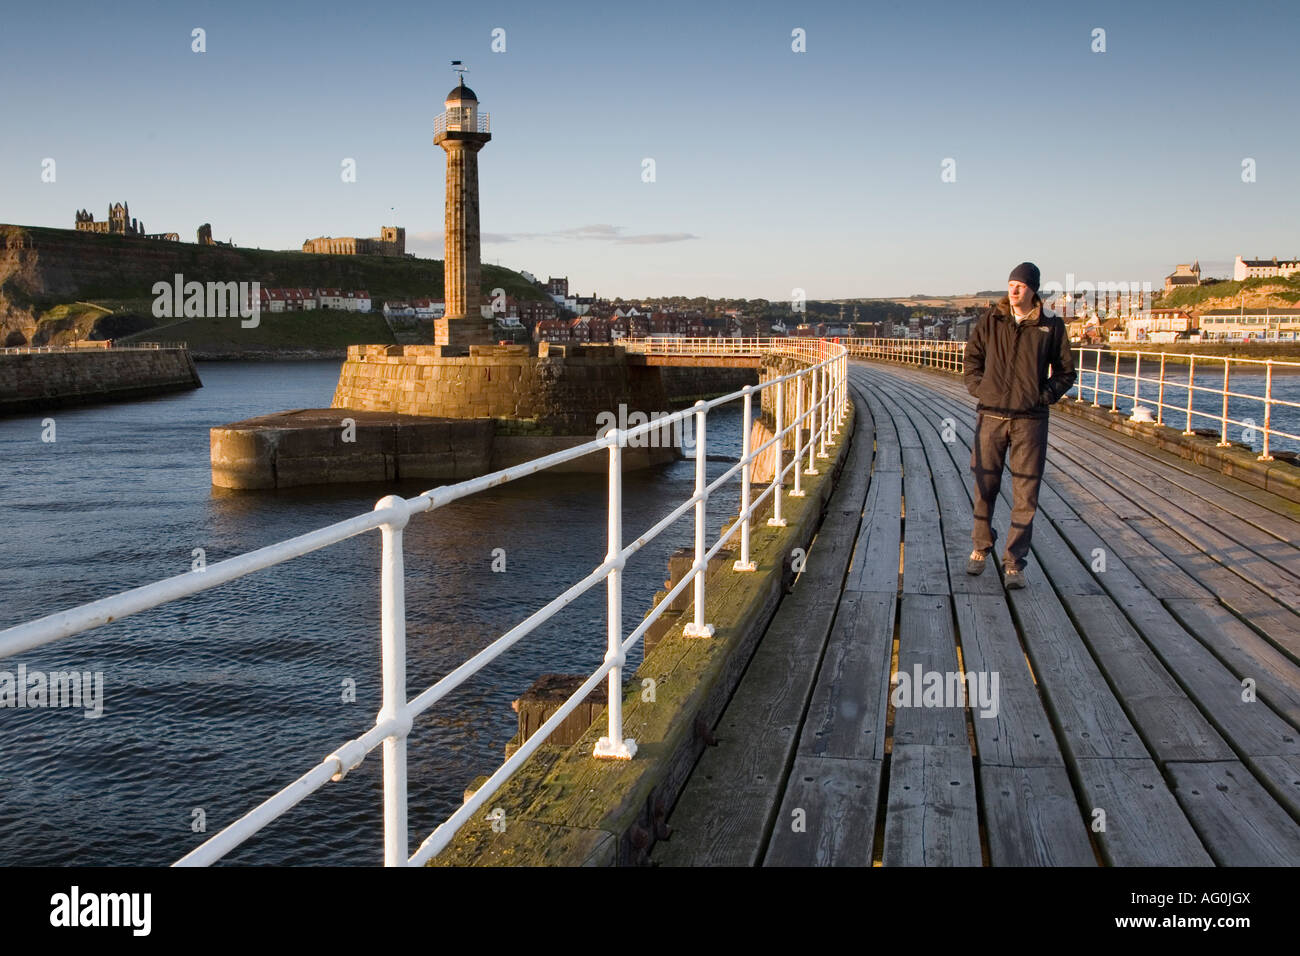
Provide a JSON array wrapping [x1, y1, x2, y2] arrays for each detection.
[[1009, 262, 1040, 292]]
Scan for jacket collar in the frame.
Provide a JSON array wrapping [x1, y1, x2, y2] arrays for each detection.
[[992, 295, 1043, 325]]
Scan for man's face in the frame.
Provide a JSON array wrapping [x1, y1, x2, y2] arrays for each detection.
[[1008, 280, 1034, 310]]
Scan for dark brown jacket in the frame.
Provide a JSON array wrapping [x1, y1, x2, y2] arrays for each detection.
[[963, 296, 1076, 418]]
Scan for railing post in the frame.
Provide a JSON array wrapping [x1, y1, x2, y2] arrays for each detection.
[[1074, 347, 1084, 401], [375, 495, 412, 867], [805, 363, 819, 476], [1133, 352, 1141, 413], [1092, 350, 1102, 406], [818, 360, 830, 458], [769, 369, 788, 527], [1260, 359, 1274, 461], [734, 386, 757, 571], [791, 371, 806, 498], [1157, 353, 1166, 425], [1183, 355, 1196, 435], [684, 401, 714, 638], [1110, 351, 1120, 413], [595, 434, 636, 758], [1217, 361, 1230, 447]]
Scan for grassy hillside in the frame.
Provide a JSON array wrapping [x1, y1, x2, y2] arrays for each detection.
[[0, 224, 544, 347], [115, 309, 398, 352], [1156, 275, 1300, 311]]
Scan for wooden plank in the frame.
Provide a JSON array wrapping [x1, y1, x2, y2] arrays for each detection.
[[656, 399, 874, 866], [843, 471, 901, 593], [655, 784, 780, 866], [1063, 595, 1233, 763], [882, 745, 981, 866], [1074, 758, 1213, 866], [1049, 438, 1300, 608], [798, 591, 895, 761], [863, 389, 902, 474], [1004, 575, 1149, 759], [954, 593, 1071, 768], [1167, 761, 1300, 866], [1164, 598, 1300, 729], [1249, 754, 1300, 822], [892, 594, 966, 749], [1126, 517, 1300, 665], [1040, 483, 1211, 600], [901, 444, 949, 595], [1120, 596, 1300, 759], [979, 765, 1097, 866], [885, 383, 1003, 595], [763, 755, 883, 866], [1047, 411, 1300, 526]]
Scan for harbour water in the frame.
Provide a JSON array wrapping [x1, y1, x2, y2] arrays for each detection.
[[0, 361, 743, 865]]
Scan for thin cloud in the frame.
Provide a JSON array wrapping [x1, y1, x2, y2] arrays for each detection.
[[409, 224, 698, 248]]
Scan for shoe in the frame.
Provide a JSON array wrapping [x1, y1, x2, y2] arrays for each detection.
[[967, 549, 988, 575], [1004, 568, 1026, 590]]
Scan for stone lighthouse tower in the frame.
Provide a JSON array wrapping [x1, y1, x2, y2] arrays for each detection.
[[433, 72, 494, 347]]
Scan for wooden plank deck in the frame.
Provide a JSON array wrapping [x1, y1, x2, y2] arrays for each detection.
[[653, 360, 1300, 866]]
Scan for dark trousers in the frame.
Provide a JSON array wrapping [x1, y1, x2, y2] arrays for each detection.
[[970, 412, 1050, 573]]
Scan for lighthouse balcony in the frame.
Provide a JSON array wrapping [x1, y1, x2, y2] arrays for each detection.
[[434, 110, 490, 135]]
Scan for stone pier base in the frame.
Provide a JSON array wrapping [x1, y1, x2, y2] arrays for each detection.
[[210, 408, 677, 490]]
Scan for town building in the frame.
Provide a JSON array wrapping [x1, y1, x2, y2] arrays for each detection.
[[317, 289, 373, 312], [1124, 308, 1194, 343], [1164, 261, 1202, 294], [1233, 256, 1300, 281], [1199, 308, 1300, 341]]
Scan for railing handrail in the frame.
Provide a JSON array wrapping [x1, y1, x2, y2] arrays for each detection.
[[0, 342, 186, 354], [846, 337, 1299, 460], [0, 337, 849, 867]]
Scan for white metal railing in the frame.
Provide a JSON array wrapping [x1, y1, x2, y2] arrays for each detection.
[[841, 337, 965, 371], [0, 342, 185, 354], [851, 337, 1299, 462], [1072, 347, 1300, 462], [0, 337, 848, 867], [433, 111, 491, 137]]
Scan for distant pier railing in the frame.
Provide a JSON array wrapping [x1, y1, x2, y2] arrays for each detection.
[[847, 336, 1300, 461], [0, 337, 848, 867], [0, 342, 186, 354]]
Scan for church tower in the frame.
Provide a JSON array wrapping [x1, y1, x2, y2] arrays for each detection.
[[433, 70, 494, 347]]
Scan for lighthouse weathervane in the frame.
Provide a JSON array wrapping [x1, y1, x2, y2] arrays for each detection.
[[434, 60, 494, 347]]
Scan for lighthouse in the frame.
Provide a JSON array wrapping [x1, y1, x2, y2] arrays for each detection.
[[434, 71, 494, 346]]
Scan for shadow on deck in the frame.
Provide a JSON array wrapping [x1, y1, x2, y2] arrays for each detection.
[[652, 359, 1300, 867]]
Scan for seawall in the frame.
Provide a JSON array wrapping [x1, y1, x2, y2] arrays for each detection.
[[332, 342, 673, 434], [0, 346, 201, 415], [210, 409, 678, 490]]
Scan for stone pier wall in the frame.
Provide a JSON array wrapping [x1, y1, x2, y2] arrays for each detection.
[[332, 343, 672, 436], [0, 347, 200, 415]]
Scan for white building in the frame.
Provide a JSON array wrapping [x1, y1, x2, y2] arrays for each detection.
[[1199, 308, 1300, 340], [1233, 256, 1300, 281], [411, 298, 445, 319], [317, 288, 371, 312]]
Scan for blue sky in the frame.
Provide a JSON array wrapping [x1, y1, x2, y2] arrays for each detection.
[[2, 0, 1296, 299]]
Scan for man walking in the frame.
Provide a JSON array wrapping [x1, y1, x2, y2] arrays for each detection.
[[963, 262, 1076, 589]]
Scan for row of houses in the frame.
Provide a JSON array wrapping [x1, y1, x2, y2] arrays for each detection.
[[251, 288, 372, 313], [1066, 307, 1300, 344], [533, 311, 741, 343]]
